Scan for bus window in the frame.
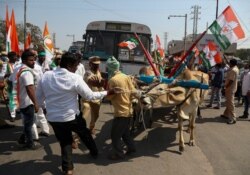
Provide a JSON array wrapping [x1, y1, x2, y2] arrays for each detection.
[[85, 32, 115, 58]]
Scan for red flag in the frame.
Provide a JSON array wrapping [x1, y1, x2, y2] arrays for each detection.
[[5, 5, 9, 33], [155, 35, 165, 58], [24, 33, 31, 49], [9, 9, 19, 54]]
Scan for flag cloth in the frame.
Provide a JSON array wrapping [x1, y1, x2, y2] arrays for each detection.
[[209, 6, 245, 50], [24, 33, 31, 49], [6, 10, 19, 54], [155, 34, 165, 59], [202, 41, 222, 67], [118, 38, 138, 50], [43, 22, 54, 61]]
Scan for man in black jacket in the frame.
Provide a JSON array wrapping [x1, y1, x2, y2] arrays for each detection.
[[207, 63, 224, 109]]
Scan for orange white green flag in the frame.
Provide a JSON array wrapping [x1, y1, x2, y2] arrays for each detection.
[[43, 22, 54, 61], [209, 6, 245, 50], [202, 41, 222, 67], [118, 38, 138, 50], [6, 9, 19, 54]]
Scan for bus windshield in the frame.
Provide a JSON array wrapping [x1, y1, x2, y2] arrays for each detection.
[[83, 21, 152, 64]]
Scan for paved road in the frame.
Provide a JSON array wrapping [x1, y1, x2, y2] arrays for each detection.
[[0, 98, 249, 175]]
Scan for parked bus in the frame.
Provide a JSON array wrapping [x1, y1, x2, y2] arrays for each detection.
[[82, 21, 152, 74]]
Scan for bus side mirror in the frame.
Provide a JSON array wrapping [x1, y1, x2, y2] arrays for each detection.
[[82, 34, 86, 40]]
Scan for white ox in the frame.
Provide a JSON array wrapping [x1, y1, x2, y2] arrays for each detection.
[[139, 69, 209, 152]]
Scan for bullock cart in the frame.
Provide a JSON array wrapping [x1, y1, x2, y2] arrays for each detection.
[[130, 69, 209, 152]]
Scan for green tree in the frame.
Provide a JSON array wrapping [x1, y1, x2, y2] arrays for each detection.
[[235, 49, 250, 61]]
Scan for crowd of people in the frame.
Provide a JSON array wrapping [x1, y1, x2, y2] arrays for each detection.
[[0, 49, 250, 175], [0, 49, 139, 175]]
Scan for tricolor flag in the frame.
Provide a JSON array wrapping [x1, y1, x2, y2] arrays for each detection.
[[6, 9, 19, 54], [118, 38, 138, 50], [201, 41, 222, 68], [209, 6, 245, 50], [24, 33, 31, 49], [155, 34, 165, 59], [43, 22, 54, 61]]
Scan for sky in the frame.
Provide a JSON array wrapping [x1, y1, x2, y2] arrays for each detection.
[[0, 0, 250, 51]]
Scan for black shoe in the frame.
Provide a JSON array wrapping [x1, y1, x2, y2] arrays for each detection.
[[39, 132, 50, 137], [213, 106, 220, 109], [206, 105, 212, 108], [10, 118, 15, 122], [227, 119, 236, 124], [18, 134, 26, 145], [239, 115, 248, 119], [125, 149, 136, 156], [90, 150, 98, 159]]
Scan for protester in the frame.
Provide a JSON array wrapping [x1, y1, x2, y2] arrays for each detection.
[[5, 52, 18, 122], [50, 49, 62, 70], [207, 63, 224, 109], [37, 51, 49, 72], [82, 56, 105, 134], [106, 56, 136, 160], [239, 64, 250, 119], [36, 52, 115, 175], [17, 49, 42, 149], [33, 50, 50, 137], [75, 53, 85, 78], [221, 59, 239, 124]]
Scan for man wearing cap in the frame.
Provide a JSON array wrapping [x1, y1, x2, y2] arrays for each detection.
[[221, 59, 239, 124], [50, 49, 62, 70], [106, 56, 136, 160], [82, 56, 104, 134], [37, 51, 49, 72]]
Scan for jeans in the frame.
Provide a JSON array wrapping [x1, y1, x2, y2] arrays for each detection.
[[49, 113, 97, 172], [209, 86, 222, 107], [243, 95, 249, 115], [20, 105, 35, 147]]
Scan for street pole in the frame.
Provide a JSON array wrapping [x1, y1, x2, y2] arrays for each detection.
[[168, 14, 188, 54], [184, 14, 187, 54], [24, 0, 27, 49], [216, 0, 219, 19]]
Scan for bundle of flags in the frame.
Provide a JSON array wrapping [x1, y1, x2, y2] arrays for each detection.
[[118, 38, 138, 50], [6, 6, 19, 54], [169, 5, 245, 78], [5, 6, 54, 59]]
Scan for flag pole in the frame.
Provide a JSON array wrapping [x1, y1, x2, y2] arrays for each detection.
[[134, 33, 160, 76], [168, 30, 207, 78]]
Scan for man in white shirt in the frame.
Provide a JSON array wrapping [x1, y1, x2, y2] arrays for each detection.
[[33, 51, 50, 137], [239, 64, 250, 119], [17, 49, 42, 150], [36, 52, 114, 175]]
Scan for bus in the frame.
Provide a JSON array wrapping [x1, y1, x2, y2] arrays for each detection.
[[82, 21, 152, 75]]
